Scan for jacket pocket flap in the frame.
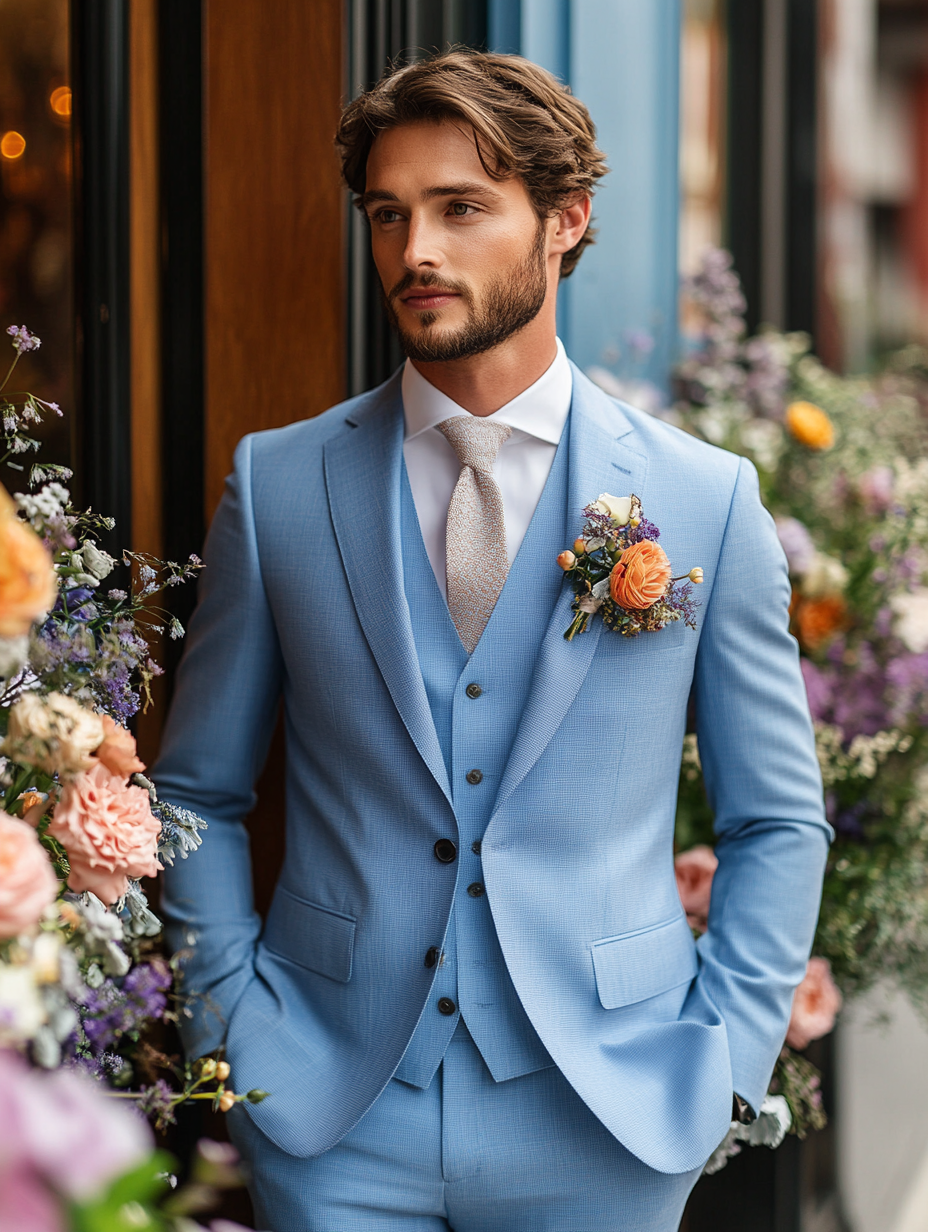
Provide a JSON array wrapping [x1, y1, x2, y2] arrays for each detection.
[[591, 914, 697, 1009], [263, 887, 356, 984]]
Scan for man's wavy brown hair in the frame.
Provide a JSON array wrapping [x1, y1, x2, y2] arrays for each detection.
[[336, 49, 608, 279]]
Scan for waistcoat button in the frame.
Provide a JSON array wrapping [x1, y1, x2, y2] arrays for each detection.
[[424, 946, 440, 968], [471, 840, 482, 855], [465, 682, 482, 699], [465, 768, 483, 785], [467, 882, 485, 897], [433, 838, 457, 863], [437, 997, 457, 1016]]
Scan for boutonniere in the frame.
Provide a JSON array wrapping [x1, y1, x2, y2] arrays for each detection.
[[557, 494, 703, 641]]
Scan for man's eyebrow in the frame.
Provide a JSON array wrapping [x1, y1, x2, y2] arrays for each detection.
[[421, 182, 504, 202], [360, 182, 504, 209]]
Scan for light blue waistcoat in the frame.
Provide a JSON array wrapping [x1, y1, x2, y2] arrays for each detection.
[[394, 428, 570, 1087]]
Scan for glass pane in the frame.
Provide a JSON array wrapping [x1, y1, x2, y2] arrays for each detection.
[[0, 0, 72, 477]]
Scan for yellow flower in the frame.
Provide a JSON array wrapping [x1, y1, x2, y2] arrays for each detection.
[[785, 402, 835, 451], [688, 567, 704, 584]]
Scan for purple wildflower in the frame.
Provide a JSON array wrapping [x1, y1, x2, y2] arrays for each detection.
[[137, 1079, 177, 1128], [776, 517, 816, 576], [6, 324, 41, 353], [627, 518, 660, 544]]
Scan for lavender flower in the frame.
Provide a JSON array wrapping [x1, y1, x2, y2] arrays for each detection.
[[6, 324, 41, 353]]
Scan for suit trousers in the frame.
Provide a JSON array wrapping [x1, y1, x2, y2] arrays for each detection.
[[229, 1022, 703, 1232]]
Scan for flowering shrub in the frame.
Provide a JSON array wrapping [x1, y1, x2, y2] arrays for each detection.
[[660, 249, 928, 1155], [0, 327, 265, 1223]]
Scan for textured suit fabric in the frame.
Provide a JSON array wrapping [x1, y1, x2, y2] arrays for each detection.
[[393, 443, 564, 1086], [229, 1021, 702, 1231], [153, 364, 831, 1179]]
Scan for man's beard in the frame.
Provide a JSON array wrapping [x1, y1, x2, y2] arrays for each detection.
[[382, 223, 548, 363]]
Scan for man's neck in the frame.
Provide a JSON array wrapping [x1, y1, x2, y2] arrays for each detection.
[[409, 316, 559, 417]]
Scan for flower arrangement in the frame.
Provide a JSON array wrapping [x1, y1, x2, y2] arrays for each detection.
[[0, 326, 261, 1226], [557, 493, 703, 640], [661, 249, 928, 1163]]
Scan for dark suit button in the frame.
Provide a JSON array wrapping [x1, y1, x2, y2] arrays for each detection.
[[424, 946, 440, 968], [466, 768, 483, 785], [437, 997, 456, 1015], [467, 882, 485, 897], [433, 838, 457, 863], [465, 683, 482, 699], [471, 840, 482, 856]]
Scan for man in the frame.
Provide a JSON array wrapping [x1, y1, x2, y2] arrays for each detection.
[[155, 50, 829, 1232]]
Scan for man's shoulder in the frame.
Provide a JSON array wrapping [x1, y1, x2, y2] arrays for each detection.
[[241, 371, 402, 469], [572, 368, 745, 489]]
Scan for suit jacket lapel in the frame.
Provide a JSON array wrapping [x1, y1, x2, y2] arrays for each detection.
[[324, 375, 453, 807], [491, 368, 649, 820]]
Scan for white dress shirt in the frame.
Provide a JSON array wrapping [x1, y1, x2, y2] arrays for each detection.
[[402, 339, 573, 598]]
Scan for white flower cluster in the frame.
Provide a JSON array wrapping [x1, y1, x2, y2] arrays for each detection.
[[815, 723, 913, 788], [15, 482, 70, 524], [703, 1094, 792, 1175]]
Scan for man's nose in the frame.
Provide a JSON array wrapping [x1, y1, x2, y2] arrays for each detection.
[[402, 213, 443, 270]]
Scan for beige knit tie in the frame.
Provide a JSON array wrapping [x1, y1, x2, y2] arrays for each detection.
[[437, 416, 513, 654]]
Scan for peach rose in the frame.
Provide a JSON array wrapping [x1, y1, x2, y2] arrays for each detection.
[[0, 812, 58, 938], [47, 764, 162, 905], [0, 485, 57, 638], [94, 716, 145, 778], [610, 540, 672, 610], [786, 957, 842, 1050], [674, 844, 718, 933]]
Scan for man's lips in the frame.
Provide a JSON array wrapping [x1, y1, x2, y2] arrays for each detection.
[[399, 290, 461, 311]]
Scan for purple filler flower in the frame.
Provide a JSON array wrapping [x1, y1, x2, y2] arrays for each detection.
[[6, 324, 41, 353], [775, 517, 816, 576]]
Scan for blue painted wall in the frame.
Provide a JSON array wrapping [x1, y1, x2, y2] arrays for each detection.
[[488, 0, 681, 396]]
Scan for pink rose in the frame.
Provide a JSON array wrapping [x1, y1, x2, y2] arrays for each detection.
[[0, 812, 58, 938], [47, 763, 162, 905], [94, 715, 146, 778], [0, 1048, 152, 1207], [786, 957, 843, 1050], [0, 1166, 64, 1232], [674, 844, 718, 933]]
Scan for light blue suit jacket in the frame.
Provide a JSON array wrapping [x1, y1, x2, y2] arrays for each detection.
[[154, 365, 830, 1176]]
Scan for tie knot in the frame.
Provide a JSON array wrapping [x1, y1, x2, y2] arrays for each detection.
[[437, 416, 512, 473]]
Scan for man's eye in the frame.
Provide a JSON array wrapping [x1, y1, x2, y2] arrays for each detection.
[[450, 202, 474, 217], [376, 209, 402, 224]]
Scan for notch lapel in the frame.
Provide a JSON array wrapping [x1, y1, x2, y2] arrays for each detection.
[[324, 377, 453, 807], [491, 369, 649, 820]]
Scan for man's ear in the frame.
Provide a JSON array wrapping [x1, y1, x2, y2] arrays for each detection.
[[549, 197, 592, 258]]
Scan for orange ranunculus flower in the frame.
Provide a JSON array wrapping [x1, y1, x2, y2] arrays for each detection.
[[610, 540, 672, 610], [785, 401, 835, 451], [0, 485, 56, 637], [794, 594, 847, 651]]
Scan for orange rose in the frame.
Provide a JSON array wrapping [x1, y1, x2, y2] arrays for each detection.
[[0, 485, 56, 637], [47, 763, 162, 905], [95, 715, 146, 778], [610, 540, 672, 610], [786, 957, 842, 1050], [793, 593, 846, 651]]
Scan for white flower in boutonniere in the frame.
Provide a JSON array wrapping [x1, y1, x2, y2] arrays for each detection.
[[557, 494, 703, 641]]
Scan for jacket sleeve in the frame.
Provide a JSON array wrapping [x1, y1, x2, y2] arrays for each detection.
[[691, 455, 832, 1112], [152, 434, 284, 1058]]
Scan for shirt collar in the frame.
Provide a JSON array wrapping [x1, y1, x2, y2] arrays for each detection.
[[402, 337, 572, 446]]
